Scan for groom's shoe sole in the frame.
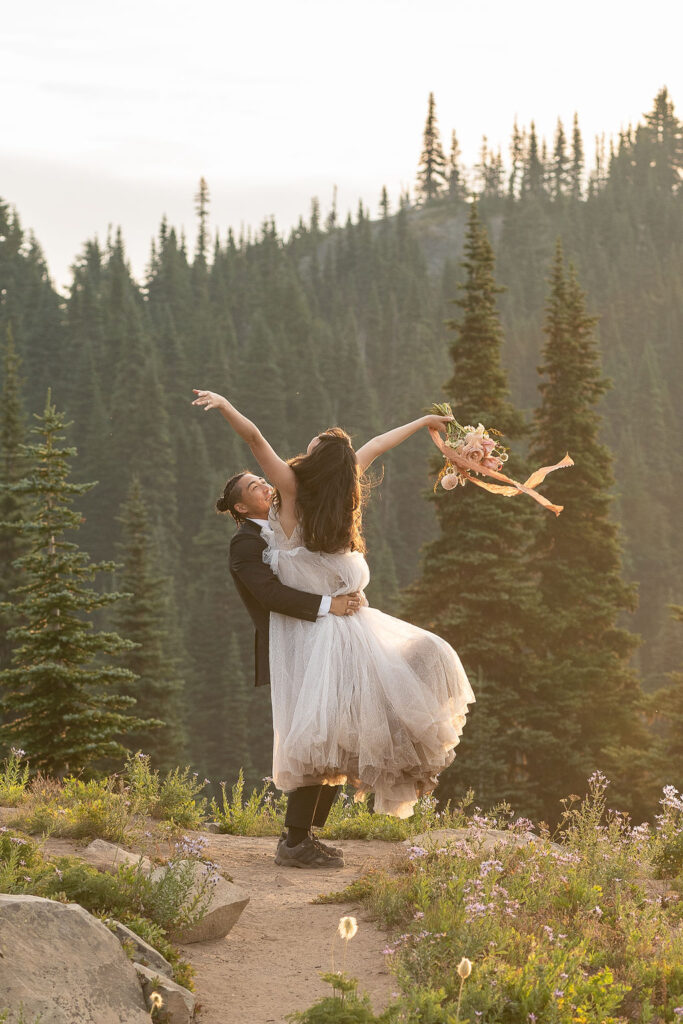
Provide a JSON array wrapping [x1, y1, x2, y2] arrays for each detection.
[[274, 835, 344, 869]]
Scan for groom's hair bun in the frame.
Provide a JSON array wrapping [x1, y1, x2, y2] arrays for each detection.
[[216, 471, 249, 523]]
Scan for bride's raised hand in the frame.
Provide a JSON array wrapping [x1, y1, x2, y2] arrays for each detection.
[[192, 389, 226, 411], [422, 413, 454, 434]]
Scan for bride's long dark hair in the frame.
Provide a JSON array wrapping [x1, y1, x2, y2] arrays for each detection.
[[273, 427, 367, 554]]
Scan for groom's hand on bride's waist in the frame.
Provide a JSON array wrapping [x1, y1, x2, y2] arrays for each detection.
[[330, 592, 363, 616]]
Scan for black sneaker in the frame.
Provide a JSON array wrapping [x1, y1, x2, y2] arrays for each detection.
[[274, 834, 344, 869], [278, 830, 343, 859]]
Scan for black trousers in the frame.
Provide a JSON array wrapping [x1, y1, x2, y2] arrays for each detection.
[[284, 784, 341, 829]]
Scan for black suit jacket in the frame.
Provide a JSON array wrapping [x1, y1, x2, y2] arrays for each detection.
[[229, 519, 322, 687]]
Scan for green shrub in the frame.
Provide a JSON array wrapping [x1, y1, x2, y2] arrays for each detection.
[[7, 775, 134, 842], [285, 972, 395, 1023], [124, 751, 208, 827], [651, 785, 683, 879], [0, 748, 30, 806], [209, 769, 286, 835], [0, 829, 54, 893]]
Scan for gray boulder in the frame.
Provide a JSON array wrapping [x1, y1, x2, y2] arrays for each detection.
[[81, 838, 153, 875], [135, 962, 195, 1022], [108, 918, 174, 976], [0, 894, 150, 1023], [149, 859, 249, 943]]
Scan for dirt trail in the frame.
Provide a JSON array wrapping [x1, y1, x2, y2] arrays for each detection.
[[174, 833, 402, 1024]]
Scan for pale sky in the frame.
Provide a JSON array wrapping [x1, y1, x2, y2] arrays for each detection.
[[2, 0, 680, 292]]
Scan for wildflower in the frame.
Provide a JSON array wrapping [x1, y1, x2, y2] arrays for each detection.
[[457, 957, 472, 979], [553, 989, 564, 999], [407, 845, 428, 860], [413, 910, 425, 920], [149, 992, 163, 1009], [382, 946, 396, 956], [338, 916, 358, 940], [591, 905, 603, 917], [673, 1009, 683, 1017], [10, 747, 26, 757], [528, 1015, 537, 1022], [588, 769, 609, 789]]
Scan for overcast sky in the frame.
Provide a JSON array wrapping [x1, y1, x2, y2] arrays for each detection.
[[2, 0, 680, 292]]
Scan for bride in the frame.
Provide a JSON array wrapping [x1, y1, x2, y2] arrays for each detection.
[[192, 388, 475, 819]]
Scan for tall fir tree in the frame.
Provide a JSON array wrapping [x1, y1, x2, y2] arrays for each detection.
[[527, 241, 648, 816], [522, 121, 545, 196], [112, 477, 188, 771], [0, 325, 28, 673], [552, 118, 569, 198], [416, 92, 447, 202], [649, 605, 683, 782], [0, 393, 160, 774], [570, 113, 584, 198], [447, 131, 467, 200], [403, 202, 544, 814]]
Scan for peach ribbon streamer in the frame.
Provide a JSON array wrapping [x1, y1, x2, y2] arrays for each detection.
[[429, 428, 574, 517]]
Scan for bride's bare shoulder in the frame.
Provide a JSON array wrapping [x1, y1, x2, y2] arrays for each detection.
[[270, 495, 300, 541]]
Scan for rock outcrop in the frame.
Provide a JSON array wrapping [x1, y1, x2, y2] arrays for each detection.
[[135, 962, 196, 1023], [0, 894, 151, 1023], [108, 918, 174, 975], [81, 838, 153, 874]]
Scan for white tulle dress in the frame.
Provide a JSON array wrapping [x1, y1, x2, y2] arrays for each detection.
[[262, 510, 475, 819]]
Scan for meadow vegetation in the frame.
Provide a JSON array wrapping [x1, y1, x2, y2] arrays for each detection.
[[2, 750, 683, 1022]]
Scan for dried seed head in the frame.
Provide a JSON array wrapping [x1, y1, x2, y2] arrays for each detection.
[[338, 915, 358, 940], [457, 957, 472, 979]]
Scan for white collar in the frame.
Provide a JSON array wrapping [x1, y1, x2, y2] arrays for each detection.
[[246, 517, 270, 529]]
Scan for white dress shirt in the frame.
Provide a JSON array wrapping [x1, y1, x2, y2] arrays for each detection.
[[247, 517, 331, 616]]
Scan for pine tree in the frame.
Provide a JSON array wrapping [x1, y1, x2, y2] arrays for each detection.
[[650, 605, 683, 780], [552, 118, 569, 198], [447, 131, 467, 200], [527, 242, 647, 815], [570, 113, 584, 199], [194, 177, 211, 267], [0, 393, 160, 774], [643, 87, 683, 192], [522, 121, 545, 196], [112, 477, 188, 770], [508, 118, 525, 199], [403, 202, 543, 813], [416, 92, 447, 203], [0, 325, 28, 673]]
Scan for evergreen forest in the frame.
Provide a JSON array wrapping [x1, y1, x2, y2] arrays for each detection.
[[1, 88, 681, 823]]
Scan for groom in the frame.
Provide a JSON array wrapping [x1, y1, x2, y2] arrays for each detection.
[[223, 469, 360, 869]]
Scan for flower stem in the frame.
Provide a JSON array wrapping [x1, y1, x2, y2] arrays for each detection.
[[455, 976, 464, 1023]]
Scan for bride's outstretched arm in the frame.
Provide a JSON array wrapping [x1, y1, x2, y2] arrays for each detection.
[[355, 413, 453, 472], [192, 389, 296, 496]]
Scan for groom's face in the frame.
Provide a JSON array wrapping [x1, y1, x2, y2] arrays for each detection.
[[233, 473, 273, 520]]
